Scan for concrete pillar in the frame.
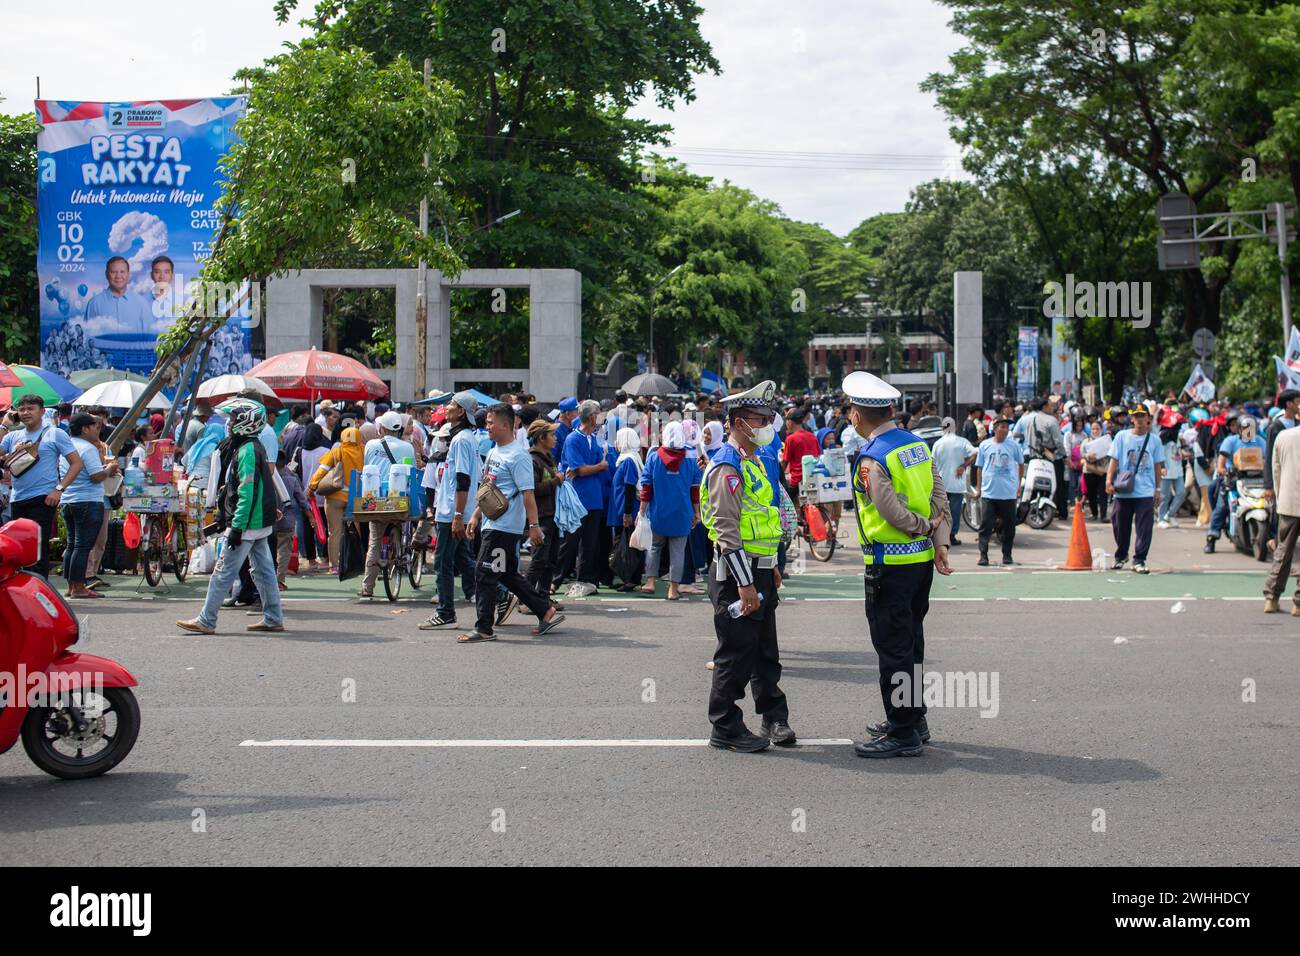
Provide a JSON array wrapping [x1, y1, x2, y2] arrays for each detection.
[[264, 271, 323, 358], [529, 269, 582, 402], [954, 271, 984, 407]]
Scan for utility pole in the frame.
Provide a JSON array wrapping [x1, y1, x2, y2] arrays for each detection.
[[415, 57, 431, 401]]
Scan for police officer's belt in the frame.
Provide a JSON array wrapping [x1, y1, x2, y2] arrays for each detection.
[[715, 550, 777, 574]]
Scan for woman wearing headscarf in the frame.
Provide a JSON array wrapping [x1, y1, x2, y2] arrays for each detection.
[[308, 427, 364, 573], [701, 420, 725, 462], [297, 423, 332, 570], [606, 427, 645, 590], [637, 421, 701, 600]]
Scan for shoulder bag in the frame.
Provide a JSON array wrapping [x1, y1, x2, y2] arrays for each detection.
[[1111, 433, 1151, 494]]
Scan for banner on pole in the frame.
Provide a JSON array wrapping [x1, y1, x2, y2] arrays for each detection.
[[1183, 363, 1216, 402], [1274, 356, 1300, 392], [1017, 326, 1038, 400], [1285, 327, 1300, 371], [35, 97, 250, 378]]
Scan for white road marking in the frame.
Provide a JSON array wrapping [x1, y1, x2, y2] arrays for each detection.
[[241, 738, 857, 748]]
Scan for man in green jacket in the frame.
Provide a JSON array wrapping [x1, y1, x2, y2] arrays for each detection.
[[178, 399, 285, 635]]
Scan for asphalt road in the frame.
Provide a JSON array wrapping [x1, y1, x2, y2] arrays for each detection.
[[2, 517, 1296, 866]]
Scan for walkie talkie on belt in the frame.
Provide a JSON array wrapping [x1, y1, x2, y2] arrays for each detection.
[[863, 542, 884, 611]]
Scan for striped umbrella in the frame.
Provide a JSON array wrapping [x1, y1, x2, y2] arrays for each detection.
[[68, 368, 151, 389], [0, 362, 23, 387], [0, 365, 82, 409]]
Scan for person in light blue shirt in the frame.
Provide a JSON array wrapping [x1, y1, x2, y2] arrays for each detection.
[[456, 403, 562, 642], [1106, 406, 1165, 572], [0, 393, 85, 578], [83, 256, 156, 339], [1206, 415, 1266, 548], [421, 392, 482, 629], [58, 413, 117, 598], [930, 420, 977, 546], [972, 419, 1025, 565]]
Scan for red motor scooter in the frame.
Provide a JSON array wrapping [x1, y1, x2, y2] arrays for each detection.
[[0, 518, 140, 778]]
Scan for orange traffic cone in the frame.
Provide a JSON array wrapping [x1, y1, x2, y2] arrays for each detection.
[[1059, 505, 1093, 570]]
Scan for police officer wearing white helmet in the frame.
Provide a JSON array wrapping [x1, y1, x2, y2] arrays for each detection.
[[357, 410, 418, 599], [699, 380, 794, 752], [843, 371, 953, 757]]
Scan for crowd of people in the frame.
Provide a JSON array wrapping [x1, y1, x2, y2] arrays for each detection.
[[5, 375, 1300, 631]]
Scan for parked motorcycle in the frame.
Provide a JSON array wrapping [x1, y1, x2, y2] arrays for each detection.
[[0, 518, 140, 779], [962, 456, 1057, 533], [1229, 474, 1273, 562]]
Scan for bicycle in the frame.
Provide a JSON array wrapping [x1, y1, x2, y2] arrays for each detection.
[[796, 494, 838, 562], [140, 512, 188, 587], [377, 519, 426, 601]]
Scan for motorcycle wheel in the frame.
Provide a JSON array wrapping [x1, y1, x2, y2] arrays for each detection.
[[172, 523, 190, 583], [1026, 504, 1052, 530], [1253, 522, 1272, 562], [143, 518, 164, 587], [381, 525, 402, 602], [963, 497, 985, 534], [21, 687, 141, 780]]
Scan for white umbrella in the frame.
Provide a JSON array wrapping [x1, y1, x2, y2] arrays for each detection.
[[197, 374, 281, 407], [73, 380, 172, 411]]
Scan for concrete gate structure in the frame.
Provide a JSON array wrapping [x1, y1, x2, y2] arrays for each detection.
[[264, 268, 582, 403]]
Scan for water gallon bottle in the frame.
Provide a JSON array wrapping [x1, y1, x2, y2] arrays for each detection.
[[727, 593, 764, 618], [390, 464, 410, 496]]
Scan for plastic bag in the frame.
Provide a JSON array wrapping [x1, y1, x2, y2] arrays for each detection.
[[629, 512, 653, 551], [190, 542, 217, 575]]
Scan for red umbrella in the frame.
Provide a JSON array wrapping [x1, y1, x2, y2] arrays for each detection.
[[247, 348, 388, 402], [0, 363, 23, 388]]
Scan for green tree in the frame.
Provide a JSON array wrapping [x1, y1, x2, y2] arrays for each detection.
[[652, 183, 809, 388], [0, 110, 38, 363], [275, 0, 719, 367]]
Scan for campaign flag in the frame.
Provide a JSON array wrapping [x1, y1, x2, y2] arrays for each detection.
[[35, 97, 249, 378], [1182, 363, 1216, 402], [1275, 356, 1300, 392], [700, 368, 727, 394], [1285, 327, 1300, 371], [1016, 326, 1039, 400]]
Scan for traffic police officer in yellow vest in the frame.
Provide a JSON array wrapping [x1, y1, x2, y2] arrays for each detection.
[[700, 380, 794, 753], [844, 371, 953, 758]]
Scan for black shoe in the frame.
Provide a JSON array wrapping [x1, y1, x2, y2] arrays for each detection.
[[708, 728, 770, 753], [976, 554, 989, 566], [1113, 557, 1127, 570], [950, 537, 961, 547], [1203, 537, 1216, 554], [867, 717, 930, 743], [760, 719, 797, 747], [495, 593, 518, 626], [854, 733, 924, 758], [220, 597, 238, 609], [1002, 556, 1014, 566]]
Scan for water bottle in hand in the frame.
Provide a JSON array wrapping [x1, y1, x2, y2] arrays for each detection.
[[727, 592, 763, 618]]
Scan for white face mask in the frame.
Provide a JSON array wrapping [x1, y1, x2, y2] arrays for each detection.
[[740, 419, 774, 447]]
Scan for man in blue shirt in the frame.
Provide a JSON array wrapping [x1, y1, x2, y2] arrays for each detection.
[[1106, 405, 1165, 572], [1205, 414, 1266, 553], [557, 400, 607, 596], [420, 392, 482, 629], [83, 256, 155, 339], [453, 403, 563, 643], [972, 418, 1025, 566], [0, 393, 85, 577], [552, 396, 579, 463]]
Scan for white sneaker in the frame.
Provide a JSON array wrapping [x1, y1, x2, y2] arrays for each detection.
[[1156, 519, 1169, 529], [1166, 518, 1180, 528]]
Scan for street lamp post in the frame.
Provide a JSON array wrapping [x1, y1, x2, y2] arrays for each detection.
[[650, 264, 683, 373]]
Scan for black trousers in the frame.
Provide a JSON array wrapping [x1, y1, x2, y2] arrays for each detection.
[[526, 516, 562, 595], [865, 561, 933, 737], [557, 509, 602, 585], [474, 529, 552, 634], [1111, 496, 1154, 562], [977, 497, 1017, 559], [11, 496, 56, 578], [707, 560, 788, 736], [1083, 471, 1108, 519]]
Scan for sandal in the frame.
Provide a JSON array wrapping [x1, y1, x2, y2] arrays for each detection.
[[637, 583, 656, 593], [532, 613, 566, 636], [457, 631, 497, 643]]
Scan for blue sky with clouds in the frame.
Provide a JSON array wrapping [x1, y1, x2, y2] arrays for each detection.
[[2, 0, 965, 236]]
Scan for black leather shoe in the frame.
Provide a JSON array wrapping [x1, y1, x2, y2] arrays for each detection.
[[709, 729, 770, 753], [854, 734, 923, 758], [1203, 537, 1216, 554], [760, 719, 797, 747], [866, 717, 930, 743], [977, 555, 989, 566]]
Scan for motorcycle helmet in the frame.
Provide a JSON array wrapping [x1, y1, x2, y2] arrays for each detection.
[[1190, 407, 1209, 425], [219, 398, 267, 437]]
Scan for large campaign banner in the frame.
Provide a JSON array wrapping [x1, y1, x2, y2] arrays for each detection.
[[35, 97, 250, 379], [1017, 326, 1039, 400]]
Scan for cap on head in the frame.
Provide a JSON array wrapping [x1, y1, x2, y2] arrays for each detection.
[[450, 390, 478, 417], [377, 410, 403, 432], [842, 370, 901, 408], [557, 397, 579, 413]]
